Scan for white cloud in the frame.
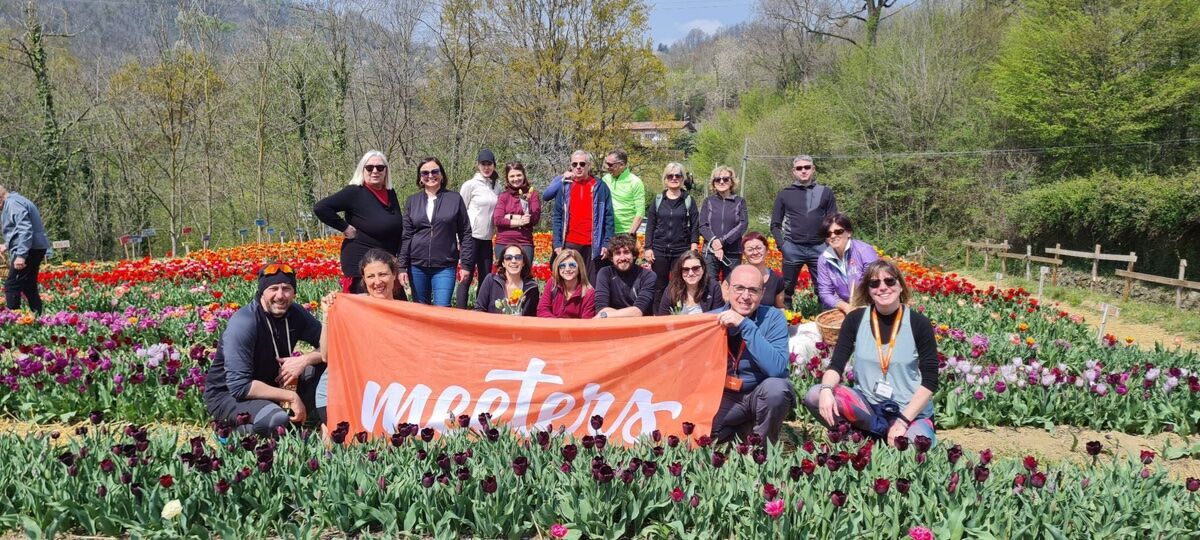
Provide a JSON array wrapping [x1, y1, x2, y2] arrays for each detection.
[[676, 18, 723, 36]]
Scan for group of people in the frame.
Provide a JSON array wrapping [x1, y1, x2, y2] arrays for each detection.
[[198, 148, 939, 450]]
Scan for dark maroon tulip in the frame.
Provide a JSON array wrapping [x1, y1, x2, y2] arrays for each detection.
[[828, 430, 842, 443], [562, 444, 578, 462], [736, 443, 750, 455], [1141, 450, 1155, 465], [457, 414, 471, 428], [377, 476, 388, 491], [763, 482, 778, 500], [436, 453, 451, 471], [896, 478, 911, 495], [536, 431, 551, 448], [89, 410, 105, 425], [1030, 472, 1046, 488], [100, 459, 115, 473], [330, 430, 347, 445], [257, 461, 272, 473], [57, 451, 76, 468], [914, 436, 932, 453], [367, 450, 378, 462], [307, 458, 319, 472], [561, 462, 572, 473], [594, 464, 614, 484], [652, 430, 662, 442], [130, 483, 143, 499], [974, 465, 990, 483], [947, 472, 960, 494], [711, 451, 726, 468], [668, 435, 680, 448], [481, 475, 497, 494], [696, 435, 712, 448], [1186, 477, 1200, 492], [1013, 473, 1026, 488], [689, 494, 700, 508], [789, 466, 803, 481], [67, 464, 78, 477], [669, 462, 683, 476], [582, 435, 595, 449], [682, 422, 695, 435], [421, 472, 435, 488], [437, 474, 450, 485], [753, 449, 768, 465], [1085, 441, 1102, 457], [1140, 467, 1151, 479], [235, 412, 251, 426], [420, 428, 435, 442], [416, 449, 428, 461], [456, 467, 471, 481], [798, 458, 815, 476], [826, 457, 842, 473], [390, 433, 405, 447], [486, 427, 501, 442], [946, 445, 963, 465], [830, 490, 847, 507], [355, 431, 369, 443], [512, 456, 529, 477], [620, 470, 634, 484], [590, 415, 604, 431], [893, 436, 909, 451], [980, 449, 993, 465], [76, 426, 88, 436], [119, 472, 132, 484], [1023, 455, 1037, 472], [873, 478, 890, 495], [595, 435, 608, 450], [159, 475, 174, 488], [850, 431, 864, 444], [642, 460, 658, 478], [96, 485, 107, 498], [851, 456, 868, 472], [653, 446, 664, 457], [478, 412, 492, 428], [915, 453, 927, 465], [215, 479, 230, 494]]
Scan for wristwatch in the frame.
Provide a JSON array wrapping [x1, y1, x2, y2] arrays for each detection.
[[819, 383, 835, 392], [599, 312, 608, 319]]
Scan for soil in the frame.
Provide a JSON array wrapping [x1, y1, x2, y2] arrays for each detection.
[[953, 269, 1200, 353]]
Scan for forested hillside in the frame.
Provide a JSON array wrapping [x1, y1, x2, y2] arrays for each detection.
[[1, 0, 1198, 272]]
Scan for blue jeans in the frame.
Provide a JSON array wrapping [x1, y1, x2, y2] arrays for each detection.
[[410, 265, 456, 306], [780, 240, 823, 306]]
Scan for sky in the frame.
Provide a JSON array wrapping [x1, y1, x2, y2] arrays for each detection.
[[646, 0, 757, 47]]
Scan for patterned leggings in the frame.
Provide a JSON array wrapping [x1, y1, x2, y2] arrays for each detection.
[[801, 384, 936, 445]]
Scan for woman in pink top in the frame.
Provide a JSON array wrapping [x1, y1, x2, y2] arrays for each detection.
[[537, 248, 596, 319], [492, 161, 541, 263]]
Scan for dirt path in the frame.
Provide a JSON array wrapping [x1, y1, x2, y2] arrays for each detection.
[[952, 269, 1200, 353]]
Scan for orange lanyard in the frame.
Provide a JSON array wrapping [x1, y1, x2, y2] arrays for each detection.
[[870, 307, 903, 377], [728, 341, 746, 374]]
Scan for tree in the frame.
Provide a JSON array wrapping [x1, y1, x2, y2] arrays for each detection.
[[760, 0, 901, 48]]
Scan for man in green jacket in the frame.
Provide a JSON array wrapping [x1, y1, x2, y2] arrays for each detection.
[[601, 149, 646, 236]]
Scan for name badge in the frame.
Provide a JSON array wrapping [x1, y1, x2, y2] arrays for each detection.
[[873, 381, 894, 400], [724, 376, 744, 392]]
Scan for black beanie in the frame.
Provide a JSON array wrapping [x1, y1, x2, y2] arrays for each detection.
[[256, 265, 298, 298]]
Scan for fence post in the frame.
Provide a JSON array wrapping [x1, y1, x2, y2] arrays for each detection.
[[983, 239, 992, 271], [1122, 252, 1136, 301], [1091, 244, 1101, 281], [1179, 259, 1189, 309], [1025, 245, 1032, 280], [1052, 243, 1061, 286], [964, 242, 972, 268]]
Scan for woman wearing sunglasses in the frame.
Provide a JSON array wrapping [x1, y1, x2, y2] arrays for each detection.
[[803, 260, 939, 448], [699, 165, 747, 285], [399, 157, 474, 307], [475, 245, 540, 316], [655, 250, 724, 315], [314, 150, 404, 294], [644, 162, 700, 309], [815, 213, 879, 313], [537, 248, 596, 319]]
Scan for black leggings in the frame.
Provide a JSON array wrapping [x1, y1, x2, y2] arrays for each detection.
[[650, 252, 683, 311], [455, 238, 493, 308]]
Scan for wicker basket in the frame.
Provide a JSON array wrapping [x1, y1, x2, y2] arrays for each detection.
[[816, 309, 846, 346]]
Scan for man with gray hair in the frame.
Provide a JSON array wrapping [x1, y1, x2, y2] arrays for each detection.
[[770, 155, 838, 307], [550, 150, 615, 283], [0, 185, 50, 315]]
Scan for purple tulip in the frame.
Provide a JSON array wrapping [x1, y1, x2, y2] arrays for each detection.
[[946, 445, 962, 465], [590, 415, 604, 431], [1086, 441, 1102, 457], [896, 478, 910, 495], [711, 451, 726, 469], [830, 490, 846, 507], [561, 444, 578, 462], [1186, 477, 1199, 492], [974, 465, 990, 483], [481, 475, 497, 494], [681, 422, 695, 435]]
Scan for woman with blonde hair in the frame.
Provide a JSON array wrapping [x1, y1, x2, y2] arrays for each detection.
[[536, 248, 596, 319], [643, 162, 699, 309], [699, 165, 747, 285], [314, 150, 404, 294]]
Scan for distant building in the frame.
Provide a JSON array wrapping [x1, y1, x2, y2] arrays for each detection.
[[621, 121, 695, 147]]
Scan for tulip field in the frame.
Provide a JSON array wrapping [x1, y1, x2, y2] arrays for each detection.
[[1, 235, 1198, 538]]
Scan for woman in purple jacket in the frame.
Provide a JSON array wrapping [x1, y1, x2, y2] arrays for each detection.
[[815, 213, 879, 313], [492, 162, 541, 263]]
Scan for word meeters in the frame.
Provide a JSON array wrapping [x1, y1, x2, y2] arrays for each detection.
[[361, 358, 685, 444]]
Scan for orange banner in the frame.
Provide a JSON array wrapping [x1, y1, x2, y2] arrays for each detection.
[[326, 295, 729, 444]]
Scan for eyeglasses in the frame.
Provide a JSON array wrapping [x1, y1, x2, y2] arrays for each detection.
[[744, 245, 766, 254], [828, 228, 847, 237], [570, 161, 588, 168], [503, 253, 525, 261], [713, 177, 732, 184], [364, 164, 387, 172], [681, 265, 703, 275], [419, 169, 442, 177], [261, 263, 294, 276], [604, 161, 622, 167], [868, 277, 899, 289], [794, 165, 813, 171], [558, 261, 578, 269], [665, 173, 683, 180], [730, 285, 763, 297]]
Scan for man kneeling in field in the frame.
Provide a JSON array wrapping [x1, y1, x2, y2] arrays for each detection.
[[204, 263, 326, 435]]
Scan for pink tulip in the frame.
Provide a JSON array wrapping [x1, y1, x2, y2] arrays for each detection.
[[763, 499, 785, 519]]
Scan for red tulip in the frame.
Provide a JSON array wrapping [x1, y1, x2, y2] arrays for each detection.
[[873, 478, 891, 495], [670, 486, 685, 503], [1140, 450, 1155, 465], [159, 475, 174, 488], [1030, 472, 1046, 488], [1023, 455, 1037, 472], [763, 482, 778, 501]]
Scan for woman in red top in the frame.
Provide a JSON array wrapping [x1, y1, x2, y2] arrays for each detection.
[[537, 248, 596, 319], [492, 162, 541, 263]]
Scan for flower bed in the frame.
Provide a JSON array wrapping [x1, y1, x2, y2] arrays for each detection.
[[2, 417, 1196, 538]]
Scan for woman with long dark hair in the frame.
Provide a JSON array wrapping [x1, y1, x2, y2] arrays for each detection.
[[655, 250, 724, 315], [475, 244, 540, 316], [492, 161, 540, 263]]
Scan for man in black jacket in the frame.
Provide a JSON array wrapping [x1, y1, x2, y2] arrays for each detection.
[[770, 155, 837, 307], [594, 233, 656, 318]]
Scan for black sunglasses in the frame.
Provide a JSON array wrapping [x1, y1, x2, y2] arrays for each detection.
[[713, 176, 732, 183], [364, 164, 387, 172], [419, 169, 442, 177], [503, 253, 524, 261], [794, 165, 813, 171], [868, 277, 899, 289], [570, 161, 588, 168]]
